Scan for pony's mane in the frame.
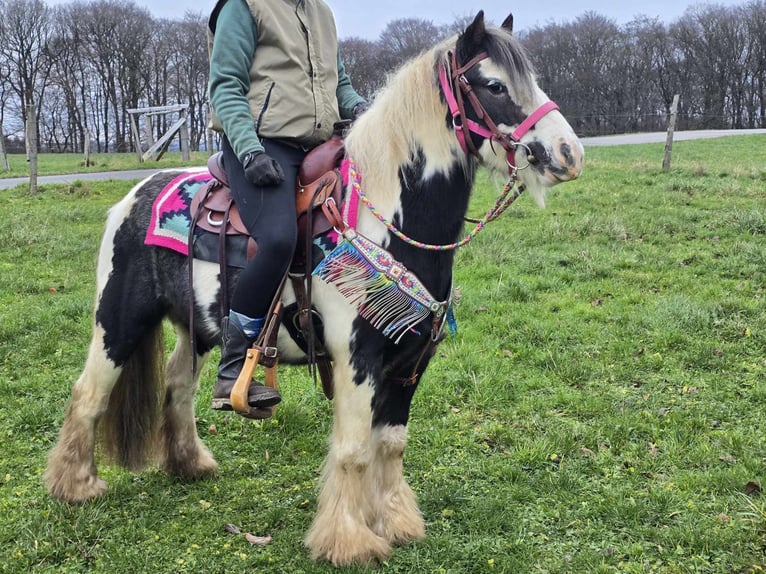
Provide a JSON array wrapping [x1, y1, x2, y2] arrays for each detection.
[[345, 23, 537, 202], [345, 41, 452, 203]]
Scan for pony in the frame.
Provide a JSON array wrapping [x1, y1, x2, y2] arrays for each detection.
[[44, 11, 583, 566]]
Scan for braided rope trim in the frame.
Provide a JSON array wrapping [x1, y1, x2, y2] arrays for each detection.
[[347, 158, 522, 251]]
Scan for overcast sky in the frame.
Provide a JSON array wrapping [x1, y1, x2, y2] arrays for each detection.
[[44, 0, 748, 39]]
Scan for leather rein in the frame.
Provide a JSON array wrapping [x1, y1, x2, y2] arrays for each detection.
[[439, 50, 560, 174]]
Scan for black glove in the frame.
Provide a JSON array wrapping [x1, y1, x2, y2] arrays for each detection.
[[242, 150, 285, 187], [352, 101, 369, 120]]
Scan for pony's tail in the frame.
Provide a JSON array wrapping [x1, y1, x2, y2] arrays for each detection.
[[100, 323, 165, 470]]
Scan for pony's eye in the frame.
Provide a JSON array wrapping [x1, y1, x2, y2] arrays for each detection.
[[486, 80, 507, 95]]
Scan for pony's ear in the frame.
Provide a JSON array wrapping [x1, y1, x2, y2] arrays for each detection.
[[501, 14, 514, 33], [457, 11, 487, 61]]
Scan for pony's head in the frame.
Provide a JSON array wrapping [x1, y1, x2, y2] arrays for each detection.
[[444, 11, 584, 204]]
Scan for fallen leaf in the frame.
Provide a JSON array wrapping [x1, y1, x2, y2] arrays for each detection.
[[590, 299, 603, 307], [476, 306, 488, 312], [719, 453, 737, 464], [501, 349, 513, 358], [224, 523, 241, 535], [579, 447, 595, 457], [717, 513, 730, 523], [745, 482, 762, 496], [245, 533, 272, 546]]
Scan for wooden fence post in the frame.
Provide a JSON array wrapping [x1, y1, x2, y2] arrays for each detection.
[[26, 103, 38, 195], [206, 128, 215, 157], [0, 125, 9, 172], [84, 128, 91, 167], [129, 112, 143, 162], [662, 94, 680, 171], [179, 107, 190, 162]]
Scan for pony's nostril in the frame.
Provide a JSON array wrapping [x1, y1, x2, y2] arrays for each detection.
[[559, 143, 576, 167], [554, 139, 584, 173], [526, 141, 547, 167]]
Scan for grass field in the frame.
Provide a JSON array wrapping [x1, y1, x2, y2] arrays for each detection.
[[0, 136, 764, 572]]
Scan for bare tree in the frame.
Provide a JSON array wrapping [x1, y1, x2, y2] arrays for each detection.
[[0, 0, 56, 192], [339, 37, 385, 100], [377, 18, 443, 74], [77, 0, 153, 152], [166, 13, 210, 150], [745, 1, 766, 127]]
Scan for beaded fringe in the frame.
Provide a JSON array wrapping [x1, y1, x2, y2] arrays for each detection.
[[313, 236, 432, 343]]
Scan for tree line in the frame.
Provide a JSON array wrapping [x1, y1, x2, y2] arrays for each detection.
[[0, 0, 764, 158]]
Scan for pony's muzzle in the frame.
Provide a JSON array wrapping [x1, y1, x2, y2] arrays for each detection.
[[550, 137, 584, 182]]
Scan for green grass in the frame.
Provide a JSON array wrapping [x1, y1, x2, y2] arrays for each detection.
[[0, 151, 208, 178], [1, 136, 765, 572]]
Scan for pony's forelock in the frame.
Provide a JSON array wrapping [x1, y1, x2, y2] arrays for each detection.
[[482, 26, 537, 104]]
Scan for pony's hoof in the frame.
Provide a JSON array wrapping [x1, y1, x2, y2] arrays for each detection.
[[305, 524, 392, 567], [44, 472, 107, 504], [376, 513, 426, 545], [163, 452, 219, 479]]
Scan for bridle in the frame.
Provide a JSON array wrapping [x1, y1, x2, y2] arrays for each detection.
[[439, 49, 559, 174], [318, 44, 563, 349], [333, 46, 563, 254]]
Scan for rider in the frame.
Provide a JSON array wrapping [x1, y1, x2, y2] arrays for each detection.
[[207, 0, 368, 417]]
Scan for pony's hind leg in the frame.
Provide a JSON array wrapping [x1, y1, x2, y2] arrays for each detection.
[[304, 359, 392, 566], [160, 323, 217, 478], [44, 326, 121, 502]]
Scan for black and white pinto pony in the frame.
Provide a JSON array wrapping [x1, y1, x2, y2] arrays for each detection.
[[45, 12, 583, 566]]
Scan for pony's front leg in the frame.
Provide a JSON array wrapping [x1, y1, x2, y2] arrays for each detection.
[[304, 360, 391, 566], [370, 384, 425, 545], [44, 328, 119, 502], [159, 324, 217, 479]]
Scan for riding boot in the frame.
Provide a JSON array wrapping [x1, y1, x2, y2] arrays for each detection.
[[211, 316, 281, 416]]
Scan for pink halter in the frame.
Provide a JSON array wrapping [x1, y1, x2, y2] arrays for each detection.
[[439, 50, 559, 171]]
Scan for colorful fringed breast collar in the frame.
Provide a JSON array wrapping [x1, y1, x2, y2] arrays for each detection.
[[313, 158, 455, 343]]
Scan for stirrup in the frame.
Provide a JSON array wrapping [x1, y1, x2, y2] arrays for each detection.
[[229, 345, 279, 415], [230, 293, 284, 416]]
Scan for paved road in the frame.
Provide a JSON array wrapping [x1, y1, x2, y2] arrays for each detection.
[[580, 128, 766, 147], [2, 129, 764, 190], [0, 167, 166, 190]]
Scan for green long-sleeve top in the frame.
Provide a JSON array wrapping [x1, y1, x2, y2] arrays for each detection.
[[208, 0, 365, 162]]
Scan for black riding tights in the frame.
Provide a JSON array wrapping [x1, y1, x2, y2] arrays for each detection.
[[222, 136, 303, 319]]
